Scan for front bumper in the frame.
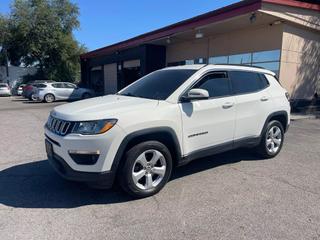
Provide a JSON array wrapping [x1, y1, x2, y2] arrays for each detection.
[[47, 148, 115, 187], [44, 123, 126, 186]]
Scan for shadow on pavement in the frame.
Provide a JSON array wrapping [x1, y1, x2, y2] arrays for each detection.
[[0, 148, 264, 209]]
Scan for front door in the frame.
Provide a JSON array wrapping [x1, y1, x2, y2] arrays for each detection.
[[179, 72, 236, 155]]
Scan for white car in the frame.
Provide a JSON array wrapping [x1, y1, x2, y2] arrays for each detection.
[[45, 65, 290, 197], [34, 82, 95, 102], [0, 83, 11, 96]]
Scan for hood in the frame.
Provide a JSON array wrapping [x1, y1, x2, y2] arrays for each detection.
[[51, 94, 159, 121]]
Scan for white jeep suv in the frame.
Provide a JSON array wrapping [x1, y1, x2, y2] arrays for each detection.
[[45, 64, 290, 197]]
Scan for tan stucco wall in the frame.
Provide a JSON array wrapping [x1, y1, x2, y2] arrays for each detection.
[[166, 24, 283, 63], [279, 24, 320, 100], [261, 3, 320, 31]]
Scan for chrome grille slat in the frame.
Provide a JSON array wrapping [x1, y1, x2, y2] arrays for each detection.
[[46, 116, 73, 136]]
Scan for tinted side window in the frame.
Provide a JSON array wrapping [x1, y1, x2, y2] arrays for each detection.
[[34, 84, 47, 88], [64, 83, 76, 88], [193, 72, 230, 98], [259, 74, 270, 89], [52, 83, 64, 88], [229, 71, 262, 94]]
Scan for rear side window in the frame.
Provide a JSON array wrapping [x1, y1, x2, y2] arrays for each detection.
[[34, 84, 47, 88], [64, 83, 76, 88], [229, 71, 265, 95], [193, 72, 231, 98], [259, 74, 270, 89], [52, 83, 64, 88]]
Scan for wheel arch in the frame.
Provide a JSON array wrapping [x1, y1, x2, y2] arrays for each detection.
[[261, 111, 289, 136], [111, 127, 182, 175], [44, 92, 55, 102]]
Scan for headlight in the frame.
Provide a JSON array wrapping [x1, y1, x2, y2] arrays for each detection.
[[71, 119, 117, 135]]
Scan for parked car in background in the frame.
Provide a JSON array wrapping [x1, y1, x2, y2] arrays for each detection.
[[17, 84, 26, 96], [0, 83, 11, 96], [22, 80, 55, 100], [34, 82, 95, 103]]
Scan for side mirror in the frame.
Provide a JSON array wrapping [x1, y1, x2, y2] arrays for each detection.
[[181, 88, 209, 102]]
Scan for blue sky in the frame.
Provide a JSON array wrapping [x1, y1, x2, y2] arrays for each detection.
[[0, 0, 239, 51]]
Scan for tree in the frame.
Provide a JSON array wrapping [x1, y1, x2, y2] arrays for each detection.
[[2, 0, 86, 82]]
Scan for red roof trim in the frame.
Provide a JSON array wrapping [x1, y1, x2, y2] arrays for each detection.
[[263, 0, 320, 11], [81, 0, 261, 59]]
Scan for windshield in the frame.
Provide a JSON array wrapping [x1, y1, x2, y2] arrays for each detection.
[[118, 69, 196, 100]]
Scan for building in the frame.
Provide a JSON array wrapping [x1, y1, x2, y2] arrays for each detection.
[[80, 0, 320, 103]]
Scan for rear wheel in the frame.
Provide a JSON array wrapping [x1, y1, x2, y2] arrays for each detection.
[[31, 93, 37, 101], [44, 93, 55, 103], [256, 120, 284, 158], [119, 141, 172, 198]]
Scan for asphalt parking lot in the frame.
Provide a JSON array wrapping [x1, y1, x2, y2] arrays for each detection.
[[0, 96, 320, 240]]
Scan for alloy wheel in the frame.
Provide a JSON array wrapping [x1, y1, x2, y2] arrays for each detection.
[[266, 126, 282, 154], [132, 149, 167, 190], [45, 94, 54, 103]]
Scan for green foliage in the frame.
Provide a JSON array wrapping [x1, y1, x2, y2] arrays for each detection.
[[1, 0, 86, 82]]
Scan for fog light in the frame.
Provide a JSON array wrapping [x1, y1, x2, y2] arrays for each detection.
[[68, 150, 100, 165]]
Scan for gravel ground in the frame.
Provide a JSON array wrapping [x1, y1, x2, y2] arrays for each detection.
[[0, 96, 320, 240]]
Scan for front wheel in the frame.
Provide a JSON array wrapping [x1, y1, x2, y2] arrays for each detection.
[[44, 93, 55, 103], [119, 141, 172, 198], [256, 120, 284, 158]]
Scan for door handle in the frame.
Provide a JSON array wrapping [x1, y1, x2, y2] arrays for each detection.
[[260, 96, 269, 102], [222, 102, 234, 109]]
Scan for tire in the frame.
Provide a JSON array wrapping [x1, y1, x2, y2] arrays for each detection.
[[119, 141, 173, 198], [31, 94, 37, 101], [255, 120, 284, 158], [82, 92, 91, 99], [44, 93, 55, 103]]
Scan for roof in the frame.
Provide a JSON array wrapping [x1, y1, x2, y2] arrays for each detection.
[[81, 0, 320, 59]]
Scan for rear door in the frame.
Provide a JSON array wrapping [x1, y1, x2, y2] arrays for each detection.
[[51, 83, 66, 100], [179, 71, 236, 155], [229, 70, 273, 140], [63, 83, 77, 99]]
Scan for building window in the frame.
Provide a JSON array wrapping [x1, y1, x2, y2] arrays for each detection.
[[208, 49, 281, 76], [228, 53, 251, 64], [252, 50, 280, 62], [168, 58, 207, 67], [167, 50, 280, 76], [208, 56, 228, 64]]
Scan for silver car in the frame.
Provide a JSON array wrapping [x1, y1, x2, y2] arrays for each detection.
[[0, 83, 11, 96], [34, 82, 95, 103]]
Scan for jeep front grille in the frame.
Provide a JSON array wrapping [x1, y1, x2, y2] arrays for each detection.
[[46, 115, 74, 136]]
